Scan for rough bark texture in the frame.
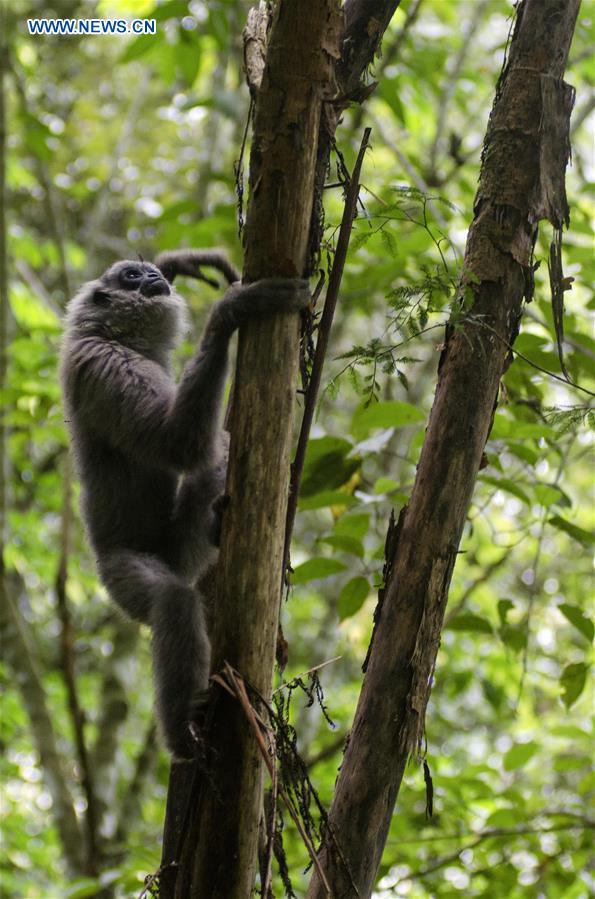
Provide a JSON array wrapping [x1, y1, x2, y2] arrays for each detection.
[[307, 1, 580, 896], [339, 0, 401, 97], [167, 5, 341, 898], [159, 4, 401, 895]]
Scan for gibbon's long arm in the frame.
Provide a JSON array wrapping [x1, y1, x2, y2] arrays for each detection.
[[155, 248, 240, 287]]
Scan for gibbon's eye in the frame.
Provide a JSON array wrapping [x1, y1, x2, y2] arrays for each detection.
[[122, 268, 142, 284]]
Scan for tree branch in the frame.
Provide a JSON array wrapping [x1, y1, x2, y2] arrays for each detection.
[[90, 617, 140, 833], [283, 127, 372, 582], [54, 454, 100, 873], [163, 4, 342, 896], [0, 577, 85, 875], [307, 1, 581, 895]]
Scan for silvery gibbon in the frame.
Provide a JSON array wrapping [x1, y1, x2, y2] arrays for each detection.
[[61, 250, 309, 758]]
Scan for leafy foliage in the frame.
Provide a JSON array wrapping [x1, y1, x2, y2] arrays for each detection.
[[2, 0, 593, 896]]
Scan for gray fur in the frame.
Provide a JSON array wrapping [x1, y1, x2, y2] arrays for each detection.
[[60, 253, 309, 758]]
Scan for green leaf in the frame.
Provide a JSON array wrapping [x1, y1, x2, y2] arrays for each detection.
[[507, 441, 539, 465], [497, 599, 514, 626], [176, 36, 201, 87], [485, 808, 518, 827], [352, 401, 425, 437], [554, 755, 587, 773], [120, 34, 156, 63], [320, 535, 365, 558], [481, 476, 530, 504], [560, 662, 589, 708], [489, 413, 512, 438], [150, 0, 190, 21], [300, 437, 359, 496], [533, 483, 568, 508], [490, 414, 554, 442], [298, 491, 357, 511], [578, 771, 595, 795], [334, 514, 370, 541], [503, 741, 538, 771], [64, 878, 104, 898], [373, 477, 398, 494], [513, 422, 555, 440], [558, 604, 594, 643], [338, 577, 370, 620], [20, 110, 52, 161], [445, 613, 493, 634], [499, 625, 527, 653], [10, 289, 59, 330], [549, 515, 595, 546], [550, 724, 590, 739], [291, 558, 346, 585]]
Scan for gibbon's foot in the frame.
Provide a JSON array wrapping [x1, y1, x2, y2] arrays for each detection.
[[170, 725, 196, 763], [177, 688, 210, 758], [169, 689, 212, 762]]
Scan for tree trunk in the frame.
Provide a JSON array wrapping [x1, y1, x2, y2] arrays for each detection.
[[307, 1, 580, 896], [166, 4, 340, 897], [159, 2, 401, 895]]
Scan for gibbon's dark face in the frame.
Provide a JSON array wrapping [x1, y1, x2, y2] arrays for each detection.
[[107, 261, 171, 298], [67, 259, 185, 353]]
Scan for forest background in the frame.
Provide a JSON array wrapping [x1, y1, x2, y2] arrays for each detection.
[[0, 0, 593, 897]]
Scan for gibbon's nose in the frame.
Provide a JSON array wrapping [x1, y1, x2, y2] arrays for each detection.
[[140, 274, 170, 297]]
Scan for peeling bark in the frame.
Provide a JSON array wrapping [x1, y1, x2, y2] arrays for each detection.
[[159, 3, 401, 895], [164, 5, 341, 897], [307, 2, 581, 896]]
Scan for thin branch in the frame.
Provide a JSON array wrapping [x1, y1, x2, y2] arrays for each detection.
[[444, 551, 509, 625], [283, 128, 372, 582], [90, 617, 140, 829], [368, 109, 449, 228], [392, 820, 594, 886], [524, 306, 595, 361], [0, 576, 85, 874], [427, 0, 491, 180], [14, 259, 61, 314], [304, 732, 348, 770], [54, 453, 100, 873], [81, 75, 148, 265]]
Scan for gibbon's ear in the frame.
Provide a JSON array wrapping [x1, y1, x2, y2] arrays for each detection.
[[92, 288, 111, 305]]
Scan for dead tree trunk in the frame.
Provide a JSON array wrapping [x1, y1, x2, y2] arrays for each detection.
[[307, 1, 580, 896], [166, 4, 340, 897], [159, 0, 400, 899]]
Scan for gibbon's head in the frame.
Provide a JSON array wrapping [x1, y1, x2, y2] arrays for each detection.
[[65, 260, 188, 354]]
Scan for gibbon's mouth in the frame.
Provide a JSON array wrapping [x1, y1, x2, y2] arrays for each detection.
[[140, 277, 170, 298]]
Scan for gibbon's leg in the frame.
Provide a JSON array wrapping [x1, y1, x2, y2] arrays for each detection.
[[150, 580, 210, 760], [165, 457, 228, 585], [99, 549, 210, 759]]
